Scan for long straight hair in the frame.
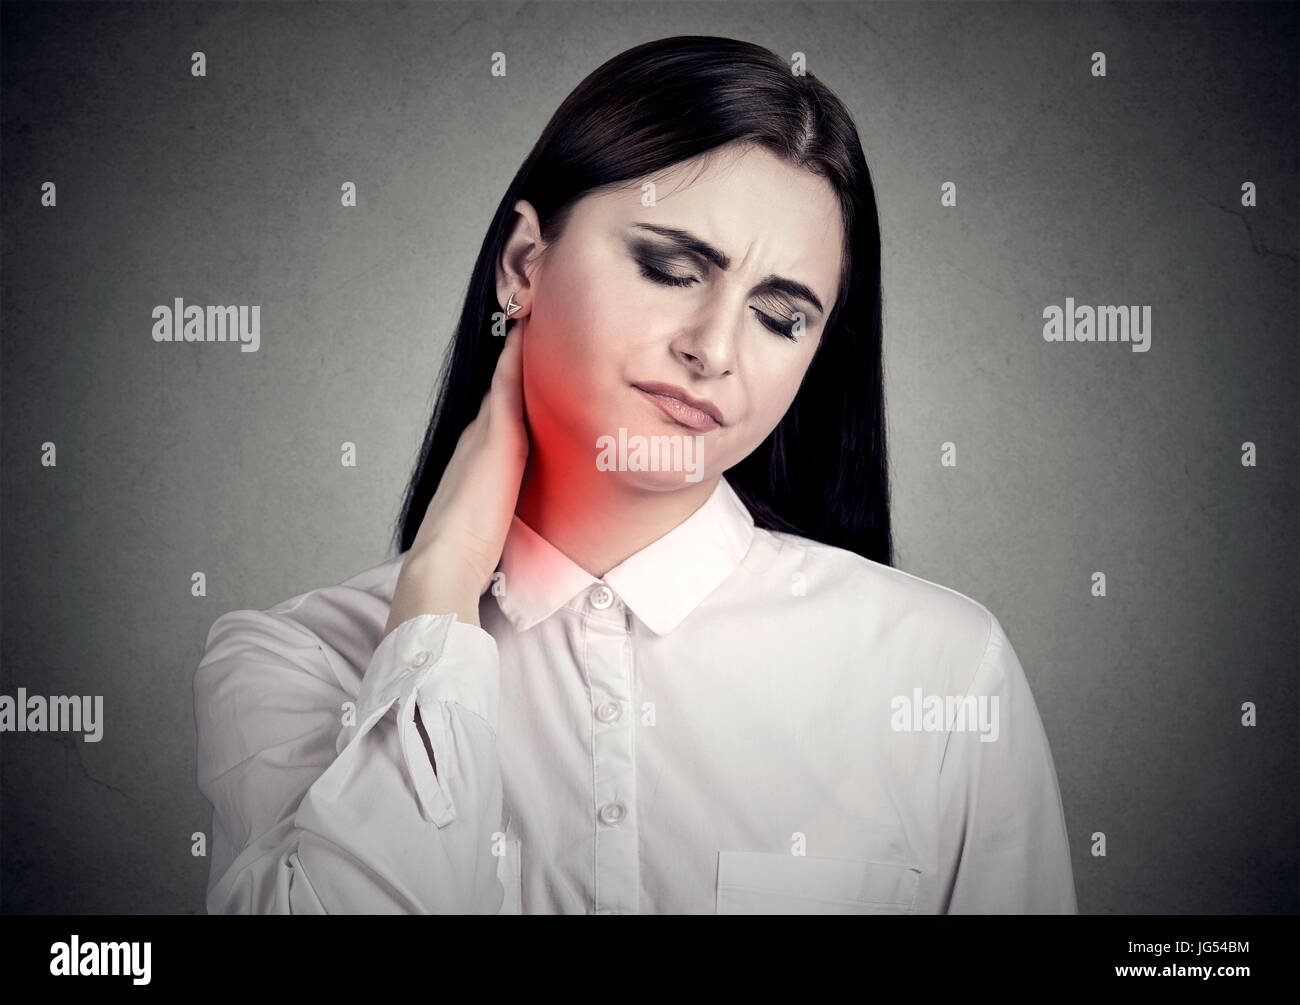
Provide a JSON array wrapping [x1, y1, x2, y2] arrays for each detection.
[[395, 36, 893, 567]]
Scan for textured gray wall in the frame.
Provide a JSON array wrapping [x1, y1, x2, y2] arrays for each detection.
[[1, 1, 1295, 913]]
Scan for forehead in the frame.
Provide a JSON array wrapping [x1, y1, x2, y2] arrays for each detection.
[[578, 144, 844, 304]]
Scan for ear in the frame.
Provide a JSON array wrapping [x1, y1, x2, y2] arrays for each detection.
[[495, 199, 544, 321]]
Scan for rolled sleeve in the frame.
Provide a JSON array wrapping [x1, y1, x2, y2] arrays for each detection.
[[342, 614, 500, 827], [196, 606, 505, 914]]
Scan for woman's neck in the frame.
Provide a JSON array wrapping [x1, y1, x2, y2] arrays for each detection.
[[513, 445, 719, 579]]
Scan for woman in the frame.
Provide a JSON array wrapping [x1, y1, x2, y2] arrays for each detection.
[[194, 35, 1077, 914]]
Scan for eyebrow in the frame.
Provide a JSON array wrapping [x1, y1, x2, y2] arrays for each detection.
[[628, 223, 826, 315]]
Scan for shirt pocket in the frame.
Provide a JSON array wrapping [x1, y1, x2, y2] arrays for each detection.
[[715, 851, 921, 914], [495, 837, 523, 915]]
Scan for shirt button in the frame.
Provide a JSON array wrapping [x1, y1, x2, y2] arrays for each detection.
[[595, 701, 621, 723], [589, 585, 614, 610], [411, 650, 431, 668], [599, 801, 626, 826]]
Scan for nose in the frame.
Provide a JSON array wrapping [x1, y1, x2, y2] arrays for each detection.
[[671, 300, 738, 378]]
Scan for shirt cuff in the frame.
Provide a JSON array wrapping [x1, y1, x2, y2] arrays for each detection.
[[348, 613, 452, 736], [412, 618, 500, 732], [341, 613, 500, 827]]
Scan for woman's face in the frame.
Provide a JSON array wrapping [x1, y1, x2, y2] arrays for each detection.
[[507, 141, 844, 492]]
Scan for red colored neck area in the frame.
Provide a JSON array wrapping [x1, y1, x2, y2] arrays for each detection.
[[513, 436, 717, 579]]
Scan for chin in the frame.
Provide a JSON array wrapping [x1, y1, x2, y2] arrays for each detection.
[[634, 465, 707, 488], [622, 469, 713, 491]]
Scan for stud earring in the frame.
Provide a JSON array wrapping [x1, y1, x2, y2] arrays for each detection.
[[505, 291, 522, 317]]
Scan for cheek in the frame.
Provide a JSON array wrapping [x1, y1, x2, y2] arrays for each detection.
[[715, 366, 811, 465], [529, 269, 620, 373], [746, 355, 813, 427], [519, 310, 614, 440], [522, 321, 601, 403], [528, 287, 634, 396]]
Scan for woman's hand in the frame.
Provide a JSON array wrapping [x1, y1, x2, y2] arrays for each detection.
[[384, 325, 529, 635]]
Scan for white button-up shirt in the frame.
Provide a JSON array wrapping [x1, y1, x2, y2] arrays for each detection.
[[195, 475, 1078, 914]]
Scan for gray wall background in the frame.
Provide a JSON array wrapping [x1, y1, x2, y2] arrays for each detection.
[[1, 0, 1295, 913]]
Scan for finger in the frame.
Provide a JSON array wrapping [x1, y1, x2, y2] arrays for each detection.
[[493, 324, 523, 382], [490, 325, 526, 415]]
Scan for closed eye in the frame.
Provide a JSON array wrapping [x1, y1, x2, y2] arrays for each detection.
[[751, 308, 801, 341], [637, 260, 699, 288], [637, 259, 802, 342]]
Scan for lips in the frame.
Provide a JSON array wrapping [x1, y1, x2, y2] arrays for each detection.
[[633, 382, 724, 432]]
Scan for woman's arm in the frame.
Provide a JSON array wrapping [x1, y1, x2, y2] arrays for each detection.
[[936, 614, 1079, 914], [195, 315, 527, 914], [194, 603, 503, 914]]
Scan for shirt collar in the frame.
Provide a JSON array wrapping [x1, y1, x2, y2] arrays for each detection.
[[493, 475, 756, 636]]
